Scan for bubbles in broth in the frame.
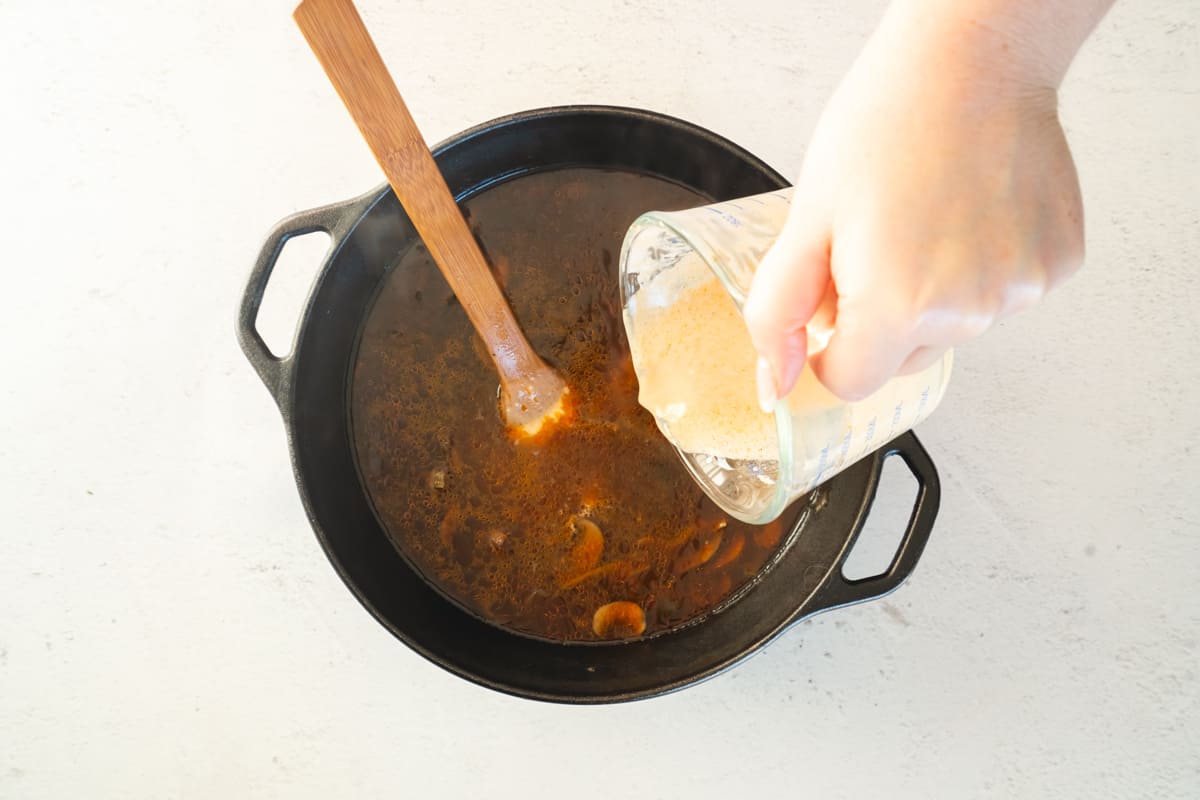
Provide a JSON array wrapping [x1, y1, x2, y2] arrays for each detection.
[[351, 168, 800, 642]]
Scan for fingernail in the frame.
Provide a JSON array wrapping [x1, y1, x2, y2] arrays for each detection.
[[778, 330, 807, 394], [756, 356, 778, 413]]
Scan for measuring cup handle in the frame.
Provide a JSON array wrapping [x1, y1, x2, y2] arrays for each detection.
[[810, 432, 941, 611], [236, 192, 372, 409]]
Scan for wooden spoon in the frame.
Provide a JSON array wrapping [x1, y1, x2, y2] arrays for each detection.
[[294, 0, 568, 436]]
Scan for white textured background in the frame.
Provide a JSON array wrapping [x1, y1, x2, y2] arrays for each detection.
[[2, 1, 1197, 797]]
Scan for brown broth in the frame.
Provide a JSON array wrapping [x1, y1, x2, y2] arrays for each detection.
[[351, 168, 800, 642]]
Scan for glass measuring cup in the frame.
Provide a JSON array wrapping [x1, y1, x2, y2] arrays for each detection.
[[619, 188, 952, 524]]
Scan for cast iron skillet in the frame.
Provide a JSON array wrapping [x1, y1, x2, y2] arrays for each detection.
[[237, 106, 939, 703]]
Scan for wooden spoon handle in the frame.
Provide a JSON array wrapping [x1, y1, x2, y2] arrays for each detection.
[[293, 0, 545, 386]]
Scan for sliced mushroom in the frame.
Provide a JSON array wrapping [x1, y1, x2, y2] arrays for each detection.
[[666, 524, 700, 550], [481, 529, 509, 554], [428, 468, 447, 490], [559, 560, 649, 590], [570, 517, 604, 560], [591, 601, 646, 638], [673, 529, 724, 575], [710, 530, 746, 569], [556, 516, 604, 587]]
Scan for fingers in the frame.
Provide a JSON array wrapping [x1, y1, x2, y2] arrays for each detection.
[[808, 303, 913, 401], [742, 211, 832, 411]]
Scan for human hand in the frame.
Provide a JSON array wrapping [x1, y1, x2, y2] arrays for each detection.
[[743, 2, 1102, 407]]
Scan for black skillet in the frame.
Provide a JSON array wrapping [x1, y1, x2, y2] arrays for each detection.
[[237, 106, 939, 703]]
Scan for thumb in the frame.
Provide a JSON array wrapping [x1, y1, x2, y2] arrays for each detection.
[[742, 212, 831, 411]]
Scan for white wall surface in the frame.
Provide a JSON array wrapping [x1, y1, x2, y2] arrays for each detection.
[[1, 1, 1196, 797]]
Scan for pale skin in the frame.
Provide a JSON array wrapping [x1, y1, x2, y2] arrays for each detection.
[[743, 0, 1117, 408]]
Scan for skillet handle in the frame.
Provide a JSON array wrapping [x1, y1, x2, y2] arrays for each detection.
[[810, 432, 941, 611], [236, 196, 365, 406]]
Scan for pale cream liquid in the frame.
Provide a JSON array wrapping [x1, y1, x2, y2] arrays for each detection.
[[628, 274, 776, 461], [628, 259, 949, 494]]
